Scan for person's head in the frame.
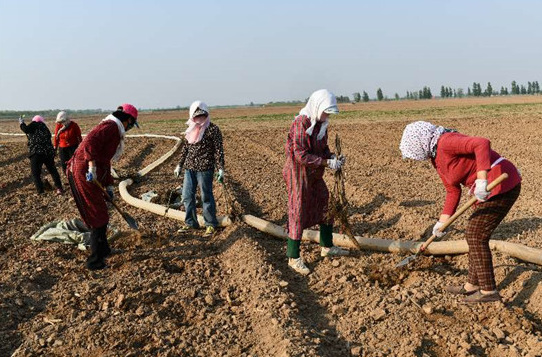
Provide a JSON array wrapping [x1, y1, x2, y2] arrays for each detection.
[[189, 101, 209, 124], [304, 89, 339, 122], [32, 115, 45, 123], [55, 111, 70, 124], [113, 103, 139, 131], [399, 121, 441, 161]]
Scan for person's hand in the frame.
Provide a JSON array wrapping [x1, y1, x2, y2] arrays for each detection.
[[106, 185, 114, 200], [216, 169, 225, 183], [474, 179, 490, 202], [86, 166, 97, 182], [174, 165, 182, 178], [18, 116, 24, 125], [339, 155, 346, 166], [327, 157, 343, 170], [432, 221, 447, 238]]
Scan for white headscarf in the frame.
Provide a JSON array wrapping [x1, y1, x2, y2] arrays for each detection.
[[299, 89, 338, 140], [399, 121, 454, 161], [184, 101, 211, 144], [102, 114, 126, 162]]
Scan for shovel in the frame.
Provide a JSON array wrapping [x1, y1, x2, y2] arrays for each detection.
[[396, 172, 509, 268], [93, 180, 139, 230]]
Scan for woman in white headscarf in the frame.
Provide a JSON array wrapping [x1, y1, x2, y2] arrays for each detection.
[[174, 101, 225, 237], [400, 121, 522, 303], [283, 89, 348, 275], [53, 111, 82, 173]]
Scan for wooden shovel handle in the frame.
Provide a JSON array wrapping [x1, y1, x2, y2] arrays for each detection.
[[420, 172, 509, 252], [93, 180, 125, 216]]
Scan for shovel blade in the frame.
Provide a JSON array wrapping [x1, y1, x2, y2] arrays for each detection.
[[395, 254, 418, 268], [123, 213, 139, 230]]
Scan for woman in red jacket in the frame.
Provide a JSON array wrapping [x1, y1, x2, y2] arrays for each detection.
[[400, 121, 521, 303], [54, 111, 82, 173], [67, 104, 139, 270]]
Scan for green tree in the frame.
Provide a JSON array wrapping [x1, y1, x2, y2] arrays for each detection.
[[376, 88, 383, 101], [457, 88, 464, 98], [440, 86, 446, 98], [362, 91, 370, 102], [511, 81, 519, 95], [527, 82, 533, 94], [521, 85, 527, 94], [467, 87, 472, 96], [485, 82, 493, 97], [353, 92, 361, 102]]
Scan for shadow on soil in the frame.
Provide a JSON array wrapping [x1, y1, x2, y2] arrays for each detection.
[[493, 217, 542, 240]]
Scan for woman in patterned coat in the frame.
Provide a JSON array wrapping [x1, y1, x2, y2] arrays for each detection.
[[174, 101, 225, 237], [400, 121, 521, 303], [283, 89, 348, 275], [67, 104, 139, 270], [19, 115, 64, 194]]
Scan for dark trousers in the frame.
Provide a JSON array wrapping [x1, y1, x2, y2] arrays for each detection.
[[87, 224, 110, 270], [30, 154, 63, 193], [466, 184, 521, 291], [58, 146, 78, 173]]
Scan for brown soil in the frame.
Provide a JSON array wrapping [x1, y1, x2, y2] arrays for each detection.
[[1, 97, 542, 356]]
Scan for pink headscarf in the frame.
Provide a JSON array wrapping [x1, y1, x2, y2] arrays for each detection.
[[185, 101, 210, 144], [32, 115, 45, 123]]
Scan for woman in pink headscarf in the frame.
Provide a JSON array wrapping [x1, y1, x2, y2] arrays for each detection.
[[19, 115, 63, 194], [174, 101, 225, 237]]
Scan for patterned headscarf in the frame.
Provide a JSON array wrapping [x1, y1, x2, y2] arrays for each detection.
[[299, 89, 338, 140], [399, 121, 456, 161]]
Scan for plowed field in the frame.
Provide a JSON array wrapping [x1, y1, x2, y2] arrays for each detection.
[[1, 96, 542, 356]]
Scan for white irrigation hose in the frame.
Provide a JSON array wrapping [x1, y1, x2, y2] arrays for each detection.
[[4, 131, 542, 265]]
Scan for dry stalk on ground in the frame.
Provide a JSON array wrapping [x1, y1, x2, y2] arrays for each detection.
[[327, 134, 362, 250]]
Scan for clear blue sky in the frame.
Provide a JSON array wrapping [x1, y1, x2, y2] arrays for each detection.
[[0, 0, 541, 110]]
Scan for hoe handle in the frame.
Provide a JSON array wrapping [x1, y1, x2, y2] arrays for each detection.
[[419, 173, 509, 252]]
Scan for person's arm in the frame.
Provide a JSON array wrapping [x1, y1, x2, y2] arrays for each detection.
[[436, 171, 462, 217], [177, 140, 189, 169], [20, 121, 36, 134], [53, 123, 61, 148], [292, 119, 324, 168], [75, 123, 82, 145], [213, 126, 225, 170]]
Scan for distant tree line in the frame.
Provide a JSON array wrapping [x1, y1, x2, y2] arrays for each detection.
[[348, 79, 540, 102]]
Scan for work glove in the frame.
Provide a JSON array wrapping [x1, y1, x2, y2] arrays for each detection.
[[432, 221, 447, 238], [216, 169, 225, 184], [473, 179, 490, 202], [86, 166, 97, 182], [339, 155, 346, 166], [106, 185, 114, 201], [327, 157, 343, 171], [174, 165, 182, 178], [18, 116, 24, 125]]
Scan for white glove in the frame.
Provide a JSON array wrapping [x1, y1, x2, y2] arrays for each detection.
[[216, 168, 225, 183], [174, 165, 182, 178], [339, 155, 346, 166], [86, 166, 97, 182], [327, 157, 343, 170], [473, 179, 490, 202], [18, 116, 24, 124], [432, 221, 447, 238]]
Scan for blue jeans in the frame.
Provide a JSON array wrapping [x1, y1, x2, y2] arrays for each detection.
[[182, 169, 218, 228]]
